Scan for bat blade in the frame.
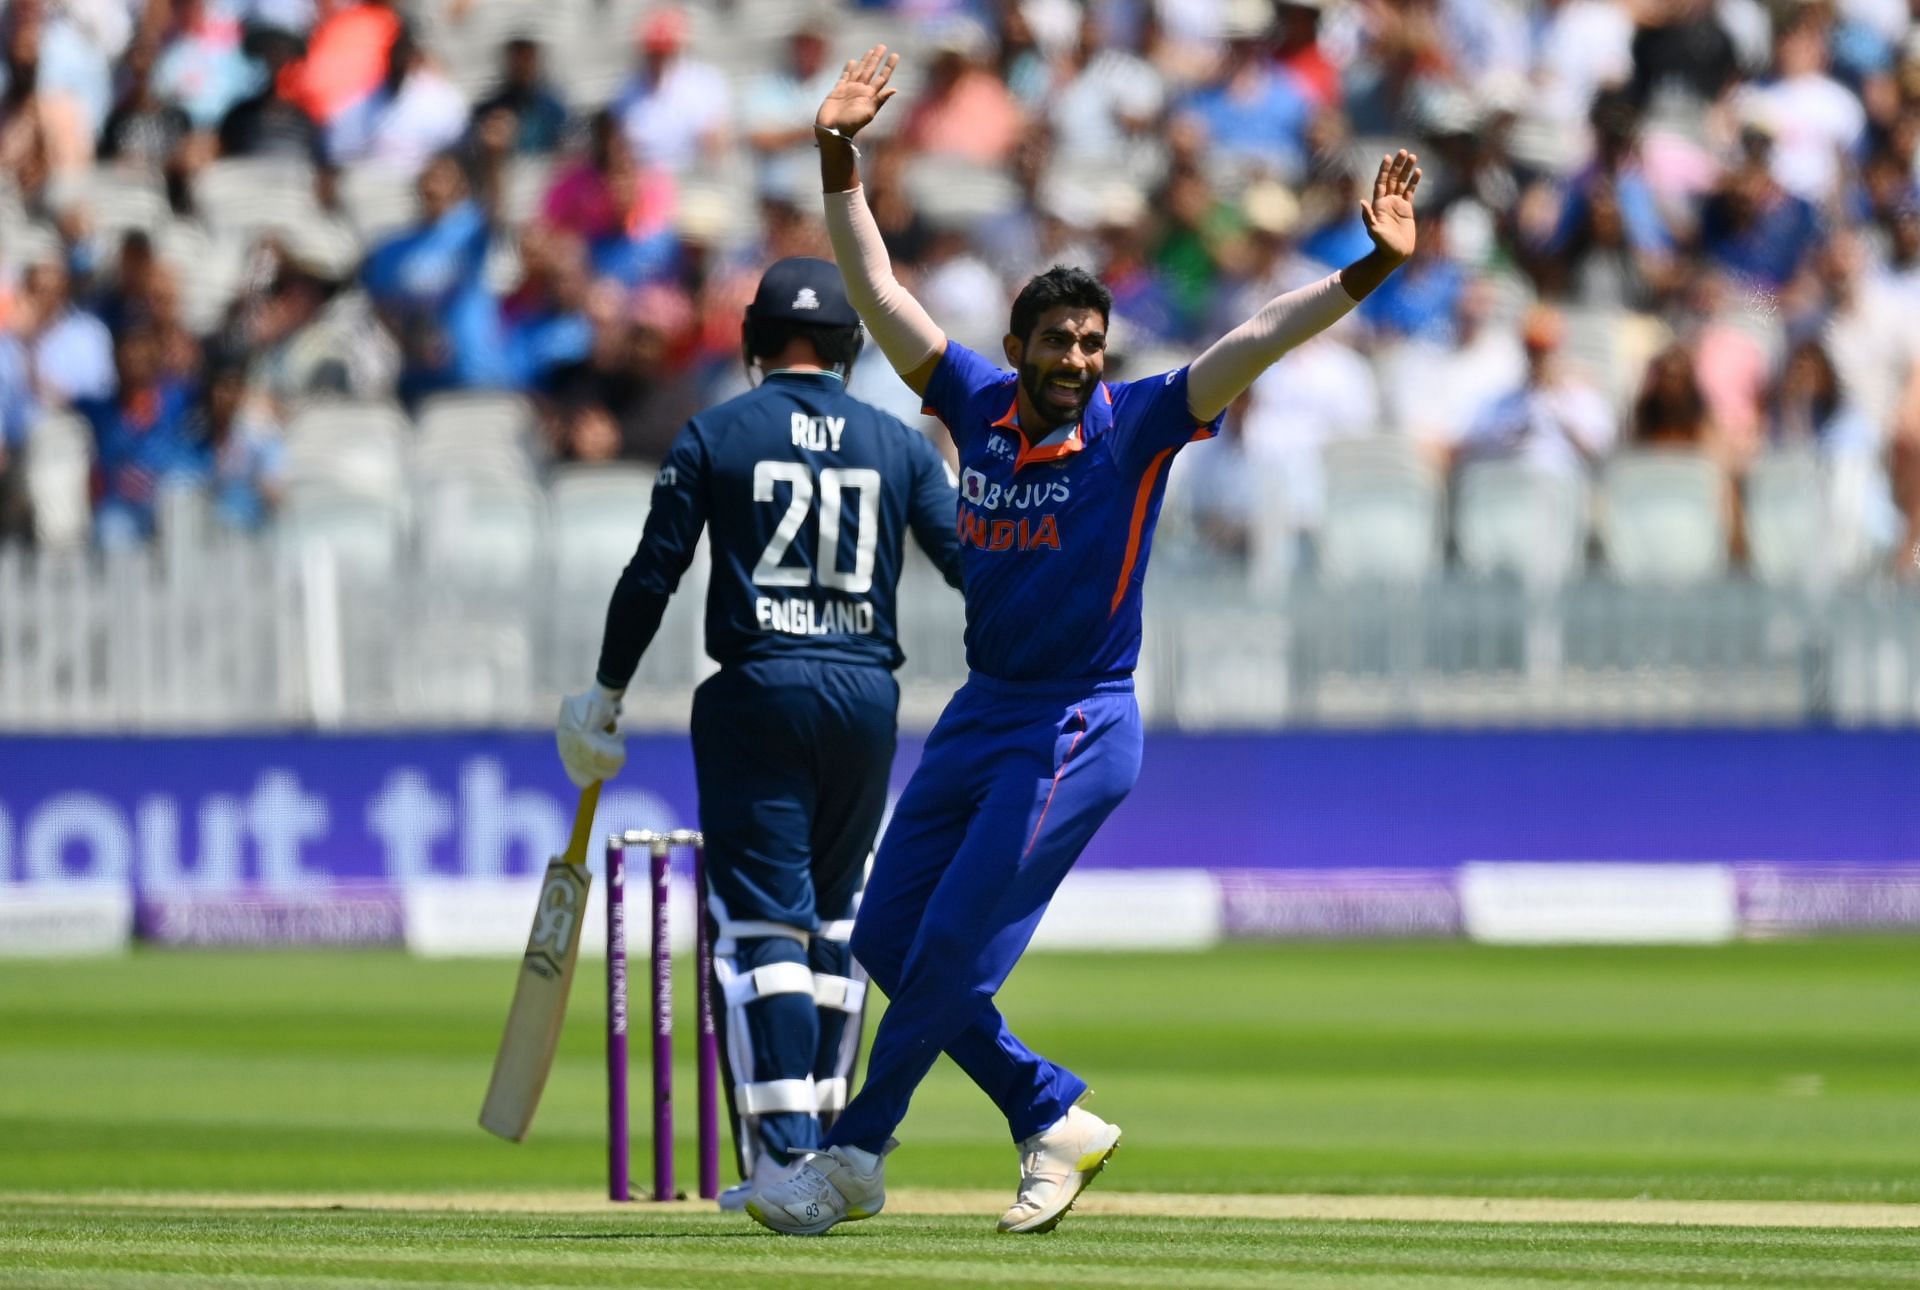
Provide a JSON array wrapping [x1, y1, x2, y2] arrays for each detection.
[[479, 782, 602, 1142]]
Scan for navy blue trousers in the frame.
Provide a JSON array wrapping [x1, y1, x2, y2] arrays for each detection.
[[691, 658, 896, 1169], [823, 673, 1143, 1153]]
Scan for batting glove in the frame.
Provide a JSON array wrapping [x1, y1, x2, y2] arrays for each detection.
[[556, 683, 626, 788]]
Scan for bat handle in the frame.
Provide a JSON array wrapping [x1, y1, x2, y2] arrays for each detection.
[[567, 782, 604, 863]]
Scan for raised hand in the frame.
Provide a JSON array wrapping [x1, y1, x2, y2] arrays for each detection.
[[1359, 149, 1421, 263], [816, 45, 901, 139]]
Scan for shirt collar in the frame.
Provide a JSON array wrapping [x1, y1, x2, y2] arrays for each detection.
[[993, 381, 1110, 470]]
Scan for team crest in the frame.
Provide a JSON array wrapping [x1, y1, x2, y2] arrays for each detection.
[[792, 288, 821, 310]]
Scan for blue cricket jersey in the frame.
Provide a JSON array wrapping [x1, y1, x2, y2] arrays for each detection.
[[921, 343, 1224, 683], [597, 370, 963, 683]]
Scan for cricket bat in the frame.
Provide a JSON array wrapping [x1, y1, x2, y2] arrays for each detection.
[[479, 781, 603, 1141]]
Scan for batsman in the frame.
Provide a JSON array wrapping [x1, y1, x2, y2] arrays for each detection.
[[556, 258, 964, 1209], [746, 46, 1420, 1236]]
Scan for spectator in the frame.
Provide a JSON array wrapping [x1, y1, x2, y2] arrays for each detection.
[[1735, 8, 1865, 207], [500, 226, 595, 391], [1768, 334, 1903, 555], [1047, 5, 1165, 168], [547, 307, 700, 464], [328, 25, 468, 172], [153, 0, 256, 132], [98, 35, 195, 173], [1698, 126, 1824, 294], [1381, 275, 1527, 453], [292, 0, 403, 126], [1176, 0, 1315, 183], [1532, 0, 1636, 131], [78, 322, 203, 550], [1, 3, 93, 211], [916, 222, 1005, 358], [20, 259, 115, 407], [1273, 0, 1339, 112], [361, 151, 512, 403], [1527, 92, 1676, 310], [1631, 343, 1717, 451], [1626, 0, 1741, 126], [1820, 231, 1915, 438], [0, 327, 38, 545], [194, 348, 284, 534], [216, 24, 330, 171], [1091, 182, 1181, 347], [1358, 221, 1464, 344], [1672, 267, 1770, 462], [741, 14, 840, 196], [1153, 163, 1243, 335], [613, 6, 731, 176], [469, 36, 568, 157], [541, 109, 678, 286], [901, 20, 1025, 166], [1456, 305, 1617, 480], [1237, 324, 1382, 541]]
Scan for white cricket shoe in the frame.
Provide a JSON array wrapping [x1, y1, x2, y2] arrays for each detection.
[[744, 1141, 892, 1236], [998, 1105, 1122, 1234], [716, 1152, 784, 1213]]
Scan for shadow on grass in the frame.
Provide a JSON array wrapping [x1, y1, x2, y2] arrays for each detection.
[[508, 1231, 770, 1242]]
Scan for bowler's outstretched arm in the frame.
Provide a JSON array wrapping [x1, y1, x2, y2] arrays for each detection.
[[1187, 150, 1422, 422], [816, 46, 947, 396]]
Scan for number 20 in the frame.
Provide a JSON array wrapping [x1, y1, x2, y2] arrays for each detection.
[[752, 462, 880, 594]]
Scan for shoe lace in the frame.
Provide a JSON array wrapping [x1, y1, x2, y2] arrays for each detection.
[[788, 1155, 835, 1204]]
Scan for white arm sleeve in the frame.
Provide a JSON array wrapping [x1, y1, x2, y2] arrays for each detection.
[[1186, 273, 1357, 422], [822, 187, 947, 376]]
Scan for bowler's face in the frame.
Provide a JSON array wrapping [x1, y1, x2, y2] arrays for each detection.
[[1007, 306, 1107, 430]]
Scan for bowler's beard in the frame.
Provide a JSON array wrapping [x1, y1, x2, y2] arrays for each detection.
[[1019, 361, 1093, 431]]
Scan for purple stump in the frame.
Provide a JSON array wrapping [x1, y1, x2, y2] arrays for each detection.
[[606, 842, 630, 1202], [694, 846, 721, 1200], [650, 841, 675, 1202]]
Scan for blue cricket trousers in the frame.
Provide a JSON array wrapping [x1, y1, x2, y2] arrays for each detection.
[[823, 673, 1143, 1153]]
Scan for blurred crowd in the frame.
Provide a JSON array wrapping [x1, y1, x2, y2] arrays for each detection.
[[1, 0, 1918, 576]]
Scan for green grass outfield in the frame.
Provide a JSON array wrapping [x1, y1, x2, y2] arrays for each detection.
[[2, 939, 1916, 1287]]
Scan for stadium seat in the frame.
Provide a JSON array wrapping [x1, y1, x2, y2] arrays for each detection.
[[194, 159, 325, 242], [418, 476, 547, 587], [154, 221, 246, 335], [337, 166, 419, 246], [83, 170, 168, 249], [1317, 438, 1442, 584], [1744, 451, 1880, 587], [549, 464, 656, 589], [1598, 451, 1729, 585], [1453, 460, 1586, 587], [278, 483, 407, 582], [23, 411, 94, 551], [284, 402, 413, 504], [154, 479, 216, 571], [904, 158, 1022, 226]]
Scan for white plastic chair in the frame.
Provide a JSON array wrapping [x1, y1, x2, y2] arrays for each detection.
[[283, 402, 412, 501], [1454, 460, 1586, 586], [418, 476, 547, 587], [1744, 450, 1873, 587], [1317, 438, 1442, 584], [23, 411, 93, 550], [1598, 450, 1729, 585], [549, 465, 656, 588], [279, 484, 406, 581]]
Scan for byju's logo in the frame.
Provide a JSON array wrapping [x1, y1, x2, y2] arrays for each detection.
[[792, 287, 821, 311], [961, 467, 988, 503]]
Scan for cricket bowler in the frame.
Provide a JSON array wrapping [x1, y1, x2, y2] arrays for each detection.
[[747, 45, 1420, 1236]]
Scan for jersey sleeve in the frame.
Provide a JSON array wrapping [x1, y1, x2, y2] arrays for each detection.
[[595, 423, 709, 689], [918, 341, 1008, 452], [1108, 365, 1225, 470], [904, 424, 964, 589]]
